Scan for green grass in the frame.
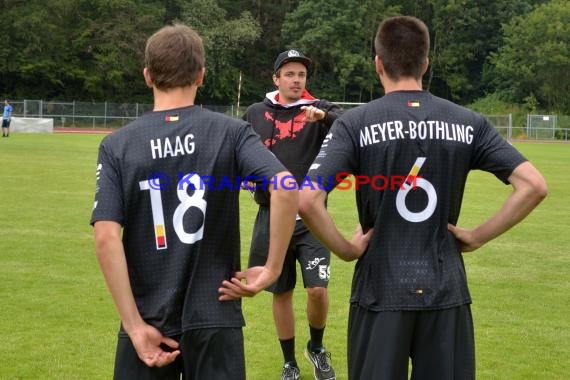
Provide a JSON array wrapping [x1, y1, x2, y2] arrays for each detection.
[[0, 134, 568, 379]]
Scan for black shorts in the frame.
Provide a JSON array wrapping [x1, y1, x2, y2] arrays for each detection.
[[347, 304, 475, 380], [113, 328, 245, 380], [248, 207, 330, 294], [2, 119, 10, 128]]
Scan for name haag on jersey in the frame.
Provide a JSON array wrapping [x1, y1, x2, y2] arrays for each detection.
[[150, 134, 196, 159]]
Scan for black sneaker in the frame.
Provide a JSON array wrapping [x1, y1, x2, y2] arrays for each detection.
[[304, 342, 336, 380], [281, 362, 300, 380]]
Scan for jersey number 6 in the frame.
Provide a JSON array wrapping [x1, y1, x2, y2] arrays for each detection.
[[395, 157, 437, 223]]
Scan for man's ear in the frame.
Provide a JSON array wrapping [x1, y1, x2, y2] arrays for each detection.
[[195, 67, 206, 86], [143, 67, 153, 88], [375, 55, 384, 77], [422, 57, 429, 76], [272, 74, 279, 88]]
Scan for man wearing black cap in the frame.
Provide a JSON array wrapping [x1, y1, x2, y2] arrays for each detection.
[[243, 50, 342, 380]]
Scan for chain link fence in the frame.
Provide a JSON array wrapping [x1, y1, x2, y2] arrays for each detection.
[[7, 99, 570, 141], [10, 99, 243, 129]]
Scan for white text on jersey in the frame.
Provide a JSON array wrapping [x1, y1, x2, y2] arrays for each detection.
[[150, 134, 195, 159], [360, 120, 474, 147]]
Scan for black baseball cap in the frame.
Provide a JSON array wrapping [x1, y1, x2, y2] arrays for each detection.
[[273, 50, 311, 73]]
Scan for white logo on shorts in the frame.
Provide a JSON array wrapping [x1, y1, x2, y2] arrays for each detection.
[[306, 257, 325, 270]]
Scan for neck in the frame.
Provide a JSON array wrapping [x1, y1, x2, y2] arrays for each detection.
[[382, 76, 423, 94], [277, 92, 296, 105], [152, 86, 198, 111]]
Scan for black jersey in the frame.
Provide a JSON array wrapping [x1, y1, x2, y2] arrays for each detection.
[[91, 106, 285, 335], [309, 91, 526, 311]]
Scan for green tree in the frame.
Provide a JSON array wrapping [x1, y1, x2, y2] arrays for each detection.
[[491, 0, 570, 113], [235, 0, 299, 105], [180, 0, 261, 105], [282, 0, 399, 102], [0, 0, 164, 101], [0, 0, 79, 99], [73, 0, 164, 101], [426, 0, 541, 103]]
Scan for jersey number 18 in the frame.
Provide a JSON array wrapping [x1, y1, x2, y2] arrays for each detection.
[[139, 172, 207, 250]]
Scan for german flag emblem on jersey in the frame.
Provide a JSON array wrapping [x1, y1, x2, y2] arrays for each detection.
[[408, 100, 420, 107], [165, 115, 179, 122]]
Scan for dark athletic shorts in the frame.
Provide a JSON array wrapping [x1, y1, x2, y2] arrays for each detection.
[[248, 207, 330, 293], [2, 119, 10, 128], [347, 304, 475, 380], [113, 328, 245, 380]]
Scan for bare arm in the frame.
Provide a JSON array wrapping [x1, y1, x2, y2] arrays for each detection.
[[94, 221, 180, 367], [219, 171, 298, 299], [298, 183, 372, 261], [448, 161, 548, 251]]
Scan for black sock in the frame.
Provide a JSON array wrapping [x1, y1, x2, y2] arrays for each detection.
[[309, 325, 325, 352], [279, 337, 296, 365]]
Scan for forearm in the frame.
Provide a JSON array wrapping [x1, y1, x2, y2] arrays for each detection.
[[266, 172, 298, 274], [473, 161, 547, 246], [94, 221, 144, 332], [473, 184, 545, 244], [299, 187, 358, 261]]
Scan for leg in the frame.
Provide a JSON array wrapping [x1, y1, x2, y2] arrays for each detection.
[[297, 227, 335, 379], [248, 207, 299, 376], [274, 290, 296, 341], [270, 251, 298, 367], [410, 305, 475, 380], [297, 227, 331, 350], [304, 287, 335, 380], [348, 305, 413, 380], [180, 328, 245, 380], [2, 120, 8, 137], [307, 286, 328, 330]]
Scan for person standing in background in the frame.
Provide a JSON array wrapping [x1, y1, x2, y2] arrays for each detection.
[[2, 99, 13, 137], [243, 49, 342, 380]]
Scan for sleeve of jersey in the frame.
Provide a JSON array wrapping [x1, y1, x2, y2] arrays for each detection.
[[90, 141, 124, 226], [235, 123, 287, 180], [471, 116, 527, 184], [307, 119, 358, 192]]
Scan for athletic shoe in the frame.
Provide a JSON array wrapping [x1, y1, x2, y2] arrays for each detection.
[[304, 341, 336, 380], [281, 362, 300, 380]]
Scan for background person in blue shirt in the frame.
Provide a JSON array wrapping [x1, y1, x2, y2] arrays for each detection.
[[2, 99, 13, 137]]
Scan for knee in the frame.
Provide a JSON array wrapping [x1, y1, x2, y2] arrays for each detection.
[[306, 286, 327, 301]]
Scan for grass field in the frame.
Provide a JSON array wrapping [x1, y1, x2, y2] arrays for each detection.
[[0, 134, 568, 379]]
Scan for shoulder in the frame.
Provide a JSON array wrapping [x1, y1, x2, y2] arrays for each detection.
[[99, 112, 158, 148], [244, 101, 268, 115], [243, 101, 273, 124], [430, 94, 480, 115], [201, 108, 253, 136], [339, 99, 382, 121]]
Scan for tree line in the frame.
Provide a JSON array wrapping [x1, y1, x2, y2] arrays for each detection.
[[0, 0, 568, 113]]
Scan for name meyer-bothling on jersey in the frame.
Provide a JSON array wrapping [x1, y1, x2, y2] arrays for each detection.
[[360, 120, 474, 147]]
